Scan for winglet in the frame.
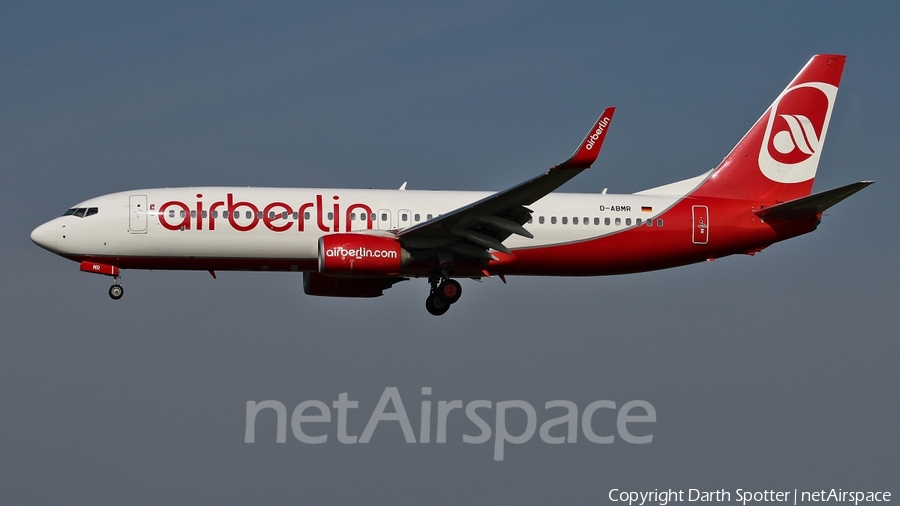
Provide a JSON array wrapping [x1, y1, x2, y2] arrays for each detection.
[[552, 107, 616, 170]]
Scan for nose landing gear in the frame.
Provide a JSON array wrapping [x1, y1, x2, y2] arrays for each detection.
[[425, 277, 462, 316], [108, 282, 124, 300], [78, 261, 124, 301], [108, 273, 124, 300]]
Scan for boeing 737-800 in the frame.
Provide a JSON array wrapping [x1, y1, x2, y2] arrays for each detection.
[[31, 54, 871, 315]]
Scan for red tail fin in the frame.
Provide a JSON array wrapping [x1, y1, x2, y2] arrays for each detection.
[[692, 55, 845, 203]]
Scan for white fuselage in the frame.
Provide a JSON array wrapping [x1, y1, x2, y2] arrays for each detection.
[[35, 186, 681, 265]]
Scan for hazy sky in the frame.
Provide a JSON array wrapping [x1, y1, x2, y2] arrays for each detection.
[[2, 2, 898, 504]]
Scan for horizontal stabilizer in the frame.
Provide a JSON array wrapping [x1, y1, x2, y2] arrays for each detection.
[[755, 181, 873, 221]]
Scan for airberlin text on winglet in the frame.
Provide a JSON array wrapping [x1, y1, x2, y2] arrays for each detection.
[[157, 193, 373, 233], [244, 387, 656, 461], [585, 115, 611, 150]]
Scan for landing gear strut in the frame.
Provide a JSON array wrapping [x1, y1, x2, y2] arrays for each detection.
[[425, 275, 462, 316]]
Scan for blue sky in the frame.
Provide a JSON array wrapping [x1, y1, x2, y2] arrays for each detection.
[[2, 2, 898, 503]]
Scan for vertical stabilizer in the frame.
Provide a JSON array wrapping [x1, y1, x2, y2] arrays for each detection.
[[692, 55, 845, 203]]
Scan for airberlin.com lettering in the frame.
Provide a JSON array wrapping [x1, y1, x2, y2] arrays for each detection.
[[244, 387, 655, 461]]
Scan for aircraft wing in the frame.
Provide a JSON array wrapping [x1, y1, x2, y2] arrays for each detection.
[[396, 108, 615, 260]]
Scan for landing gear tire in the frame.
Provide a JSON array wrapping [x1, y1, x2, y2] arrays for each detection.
[[437, 279, 462, 304], [425, 293, 450, 316], [109, 284, 124, 300]]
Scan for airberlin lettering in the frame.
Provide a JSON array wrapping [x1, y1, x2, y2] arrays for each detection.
[[585, 116, 611, 150], [156, 193, 373, 233], [326, 247, 398, 260]]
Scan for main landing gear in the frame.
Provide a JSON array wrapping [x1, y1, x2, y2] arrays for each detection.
[[425, 277, 462, 316]]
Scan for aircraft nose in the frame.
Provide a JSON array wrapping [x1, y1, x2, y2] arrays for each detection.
[[31, 220, 57, 251]]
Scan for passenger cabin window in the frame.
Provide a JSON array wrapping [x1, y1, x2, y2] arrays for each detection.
[[604, 218, 610, 225], [415, 214, 420, 222], [551, 217, 557, 224], [594, 217, 600, 225], [657, 219, 664, 227], [305, 212, 311, 220], [583, 217, 588, 225], [562, 217, 568, 224], [626, 218, 632, 226], [427, 214, 433, 220], [636, 218, 642, 225], [539, 216, 545, 224], [615, 218, 621, 226], [572, 217, 578, 225], [327, 212, 334, 220], [401, 213, 408, 221], [191, 210, 196, 218]]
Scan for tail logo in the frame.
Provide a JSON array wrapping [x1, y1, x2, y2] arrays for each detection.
[[772, 114, 820, 160], [758, 82, 837, 183]]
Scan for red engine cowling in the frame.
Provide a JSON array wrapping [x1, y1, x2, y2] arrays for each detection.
[[318, 233, 409, 276]]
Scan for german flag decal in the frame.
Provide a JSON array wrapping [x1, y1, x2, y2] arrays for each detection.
[[641, 206, 653, 213]]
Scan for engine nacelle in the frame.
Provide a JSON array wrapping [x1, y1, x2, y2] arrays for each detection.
[[318, 233, 409, 276]]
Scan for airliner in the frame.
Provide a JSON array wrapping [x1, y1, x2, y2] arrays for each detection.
[[31, 54, 871, 315]]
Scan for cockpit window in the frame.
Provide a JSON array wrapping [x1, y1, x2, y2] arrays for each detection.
[[62, 207, 98, 218]]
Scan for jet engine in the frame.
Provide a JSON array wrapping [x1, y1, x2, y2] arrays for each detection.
[[317, 233, 410, 277]]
